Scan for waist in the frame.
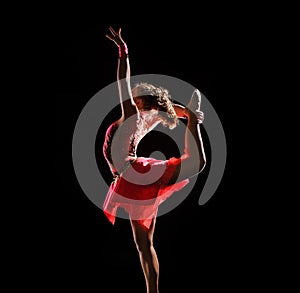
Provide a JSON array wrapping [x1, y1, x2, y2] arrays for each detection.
[[112, 157, 137, 183], [119, 157, 137, 174]]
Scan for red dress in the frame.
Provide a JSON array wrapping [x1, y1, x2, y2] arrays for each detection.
[[102, 112, 189, 229]]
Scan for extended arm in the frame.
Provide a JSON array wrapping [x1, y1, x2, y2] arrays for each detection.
[[106, 27, 137, 120]]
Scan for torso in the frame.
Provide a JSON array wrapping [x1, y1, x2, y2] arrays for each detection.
[[103, 110, 161, 175]]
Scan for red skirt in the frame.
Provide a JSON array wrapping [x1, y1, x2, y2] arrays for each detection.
[[103, 157, 189, 229]]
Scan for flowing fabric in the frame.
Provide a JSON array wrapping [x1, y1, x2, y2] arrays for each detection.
[[103, 157, 189, 229]]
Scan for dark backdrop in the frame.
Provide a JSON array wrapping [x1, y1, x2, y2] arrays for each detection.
[[53, 8, 261, 293]]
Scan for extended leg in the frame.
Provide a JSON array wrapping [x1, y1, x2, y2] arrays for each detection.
[[170, 89, 206, 183]]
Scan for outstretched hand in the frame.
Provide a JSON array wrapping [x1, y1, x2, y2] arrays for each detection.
[[105, 26, 126, 47]]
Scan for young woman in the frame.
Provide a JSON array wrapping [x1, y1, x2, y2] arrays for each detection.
[[102, 26, 206, 293]]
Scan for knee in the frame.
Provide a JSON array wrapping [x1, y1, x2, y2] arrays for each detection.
[[183, 155, 206, 174], [199, 158, 206, 173], [134, 237, 152, 253]]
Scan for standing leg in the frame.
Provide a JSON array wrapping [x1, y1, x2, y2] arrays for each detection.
[[130, 217, 159, 293]]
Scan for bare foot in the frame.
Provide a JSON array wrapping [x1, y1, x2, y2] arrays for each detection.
[[184, 90, 204, 123]]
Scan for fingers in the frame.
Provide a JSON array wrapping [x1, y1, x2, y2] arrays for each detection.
[[105, 34, 114, 41], [106, 26, 123, 43], [109, 26, 118, 36], [109, 26, 121, 37], [106, 26, 122, 46]]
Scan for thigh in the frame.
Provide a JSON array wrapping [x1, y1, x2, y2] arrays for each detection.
[[130, 217, 156, 242]]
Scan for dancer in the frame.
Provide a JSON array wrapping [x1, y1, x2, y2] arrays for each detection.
[[102, 26, 206, 293]]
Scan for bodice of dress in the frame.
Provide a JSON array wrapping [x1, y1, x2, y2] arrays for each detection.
[[103, 110, 161, 174], [128, 110, 161, 157]]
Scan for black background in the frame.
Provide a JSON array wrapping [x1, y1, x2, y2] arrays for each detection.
[[53, 7, 271, 293]]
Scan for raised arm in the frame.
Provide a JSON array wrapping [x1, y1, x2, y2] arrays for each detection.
[[105, 27, 137, 121]]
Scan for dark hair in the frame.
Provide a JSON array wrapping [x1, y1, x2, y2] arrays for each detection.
[[132, 82, 178, 129]]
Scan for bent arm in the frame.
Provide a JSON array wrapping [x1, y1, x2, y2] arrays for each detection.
[[172, 103, 187, 118], [173, 101, 204, 124]]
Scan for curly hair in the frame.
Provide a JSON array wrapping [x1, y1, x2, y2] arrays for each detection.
[[132, 82, 179, 129]]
